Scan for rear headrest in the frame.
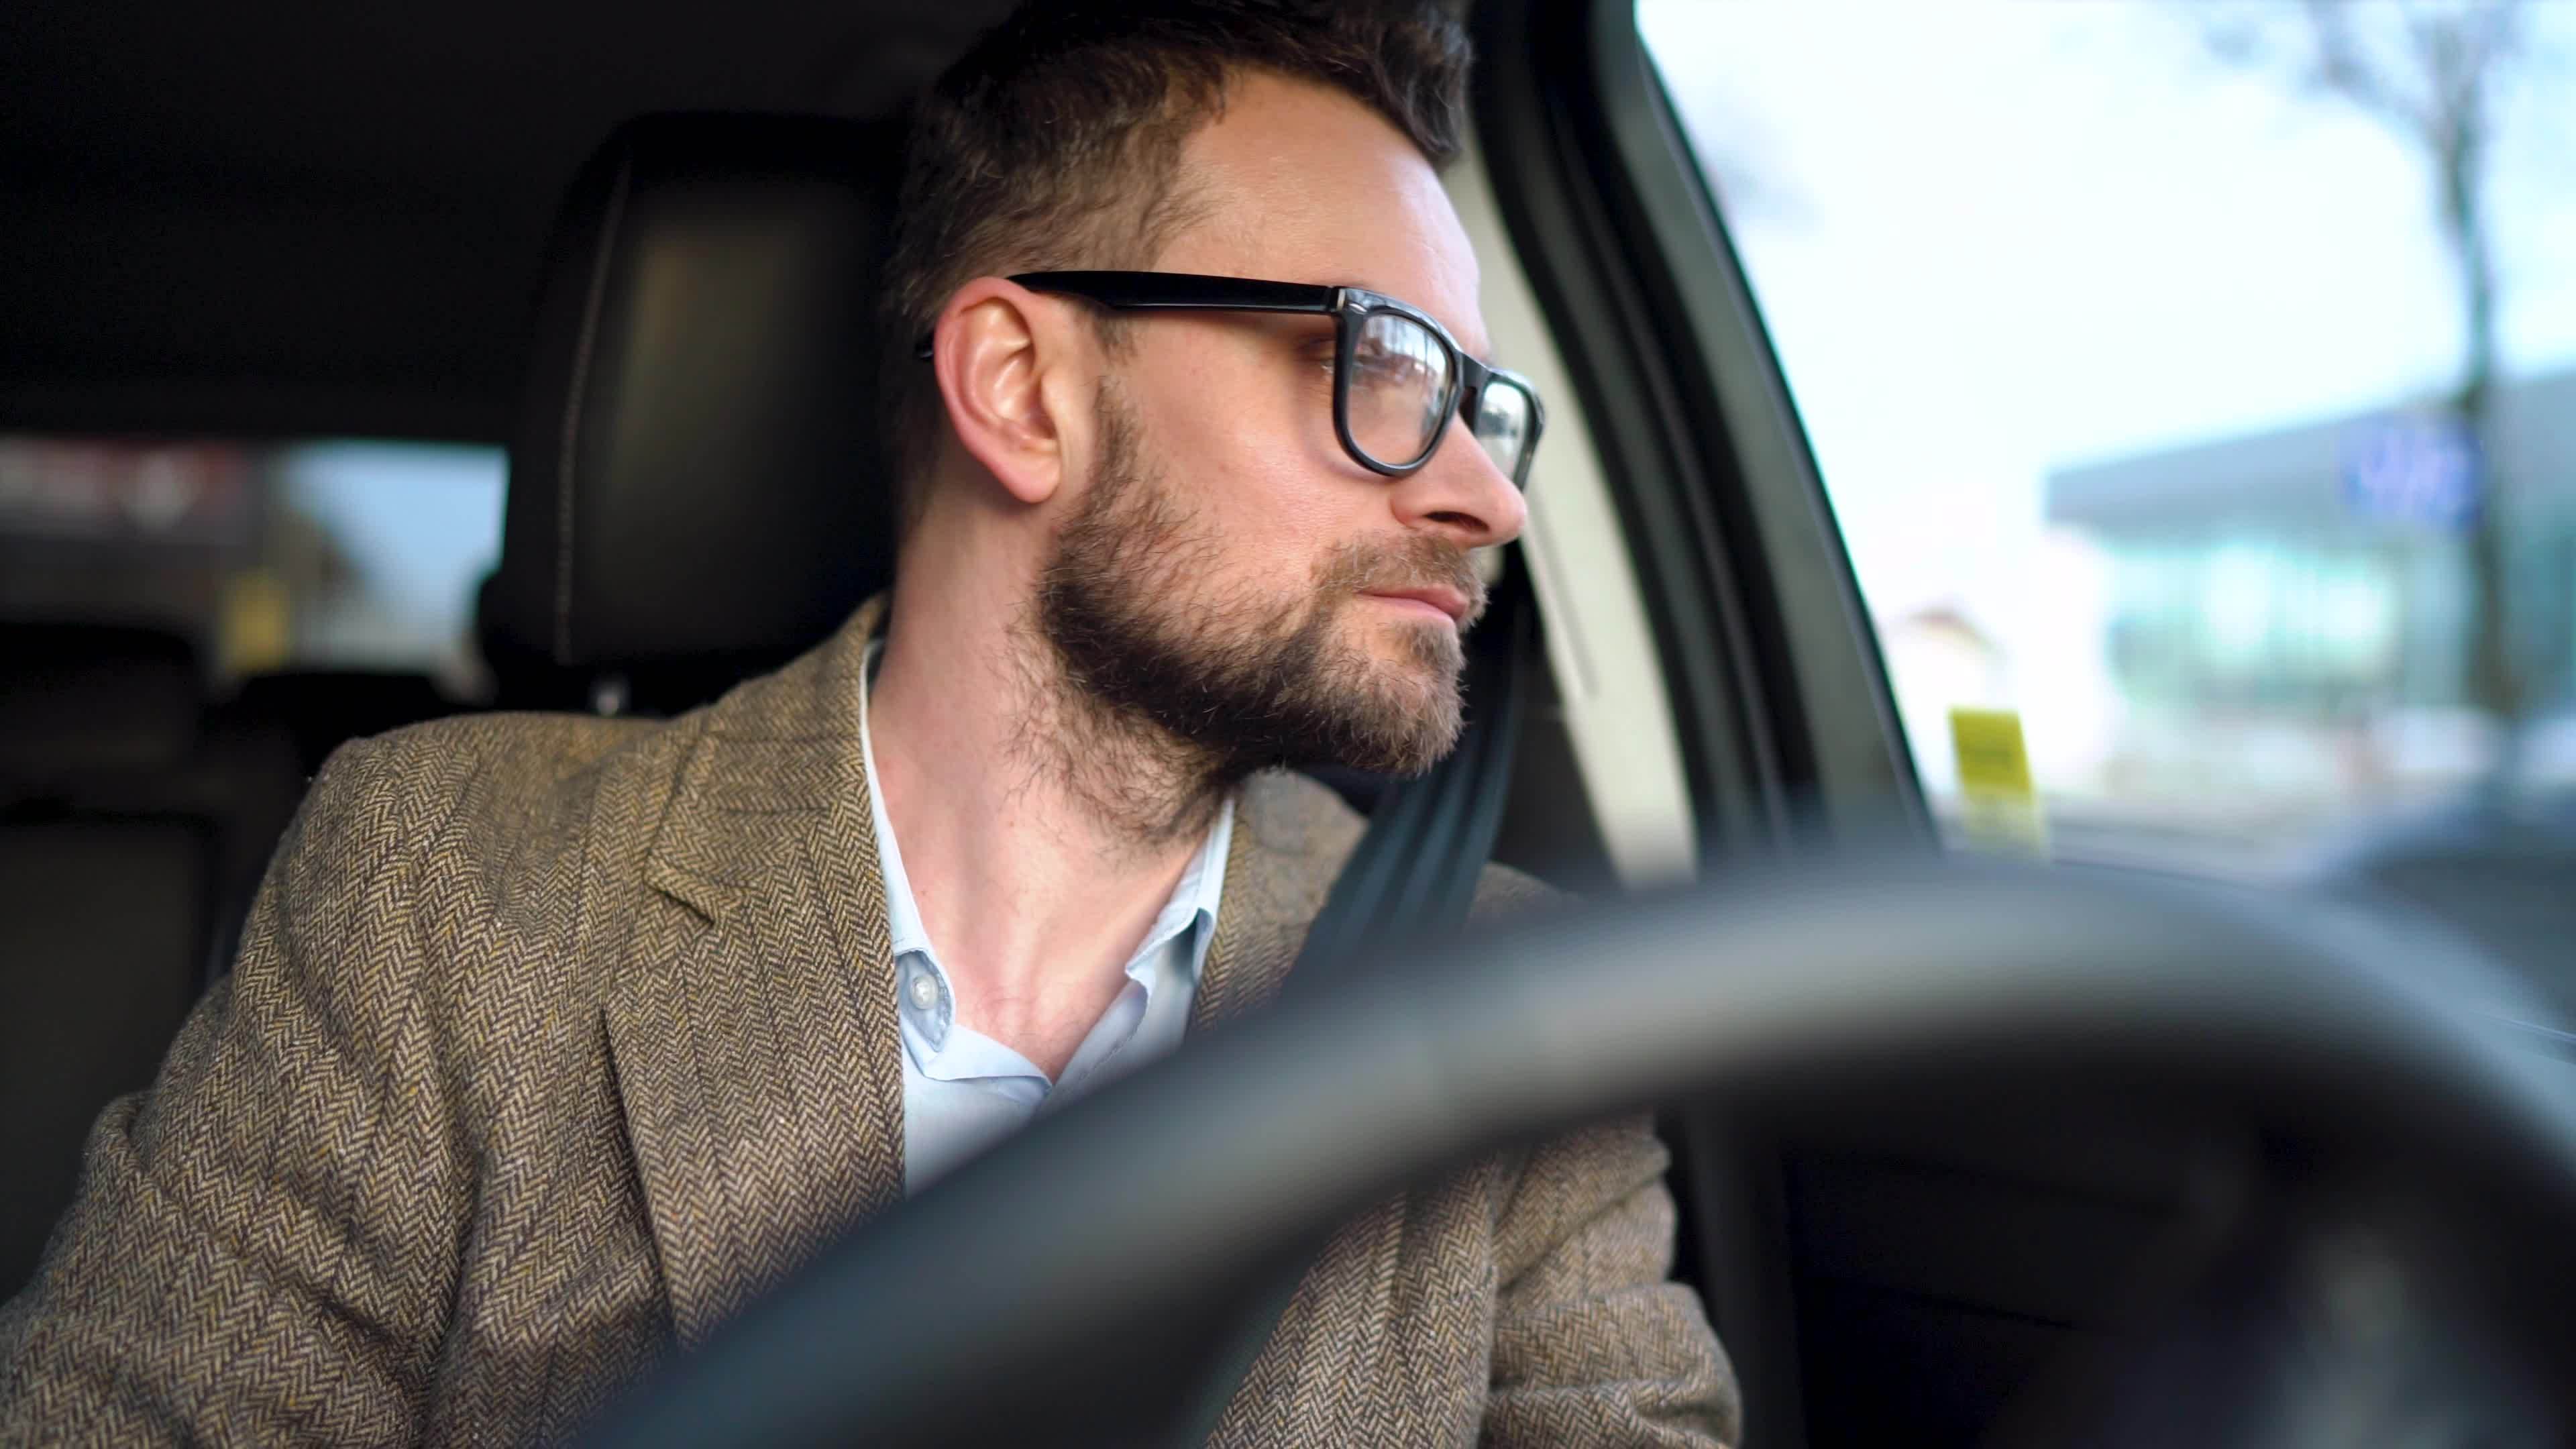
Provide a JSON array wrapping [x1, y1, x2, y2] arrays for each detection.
[[0, 623, 202, 778], [491, 113, 906, 708]]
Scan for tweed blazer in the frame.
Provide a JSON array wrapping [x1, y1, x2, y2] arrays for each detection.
[[0, 598, 1737, 1446]]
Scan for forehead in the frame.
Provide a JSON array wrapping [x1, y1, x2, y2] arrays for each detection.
[[1155, 71, 1489, 358]]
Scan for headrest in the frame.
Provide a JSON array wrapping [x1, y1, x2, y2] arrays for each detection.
[[0, 623, 203, 778], [491, 113, 906, 708]]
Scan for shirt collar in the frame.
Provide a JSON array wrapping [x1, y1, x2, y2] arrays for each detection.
[[1143, 792, 1232, 982], [857, 638, 1231, 983], [859, 640, 933, 963]]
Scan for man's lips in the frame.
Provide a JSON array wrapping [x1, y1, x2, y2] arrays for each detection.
[[1360, 586, 1472, 623]]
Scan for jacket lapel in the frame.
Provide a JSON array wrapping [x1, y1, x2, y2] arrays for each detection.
[[602, 591, 1371, 1344], [1190, 768, 1369, 1033], [606, 597, 906, 1346]]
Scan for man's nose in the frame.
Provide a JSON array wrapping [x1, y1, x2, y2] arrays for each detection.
[[1387, 416, 1528, 548]]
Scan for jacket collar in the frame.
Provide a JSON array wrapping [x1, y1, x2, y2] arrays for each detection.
[[606, 594, 1364, 1343]]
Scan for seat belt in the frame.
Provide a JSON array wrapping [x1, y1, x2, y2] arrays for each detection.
[[1171, 559, 1535, 1446]]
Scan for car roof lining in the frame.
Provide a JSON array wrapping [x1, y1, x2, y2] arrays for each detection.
[[0, 0, 1014, 442]]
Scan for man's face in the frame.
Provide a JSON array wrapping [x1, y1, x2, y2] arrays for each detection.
[[1038, 73, 1528, 780]]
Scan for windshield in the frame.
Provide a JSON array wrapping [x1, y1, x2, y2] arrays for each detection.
[[1640, 0, 2576, 879]]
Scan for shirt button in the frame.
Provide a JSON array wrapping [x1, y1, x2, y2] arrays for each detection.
[[908, 973, 939, 1012]]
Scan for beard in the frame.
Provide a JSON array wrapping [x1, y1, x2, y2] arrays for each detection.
[[1036, 389, 1487, 787]]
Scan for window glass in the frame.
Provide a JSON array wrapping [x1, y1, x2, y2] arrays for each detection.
[[1640, 0, 2576, 877], [0, 436, 506, 696]]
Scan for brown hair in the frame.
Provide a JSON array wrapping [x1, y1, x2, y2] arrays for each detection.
[[877, 0, 1472, 533]]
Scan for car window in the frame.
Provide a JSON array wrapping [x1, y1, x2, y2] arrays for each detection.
[[0, 435, 505, 695], [1640, 0, 2576, 877]]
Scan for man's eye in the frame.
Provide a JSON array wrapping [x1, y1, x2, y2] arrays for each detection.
[[1354, 346, 1433, 386]]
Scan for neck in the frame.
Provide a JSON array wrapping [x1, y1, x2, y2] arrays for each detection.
[[866, 531, 1228, 1042], [876, 562, 1232, 869], [1000, 608, 1237, 852]]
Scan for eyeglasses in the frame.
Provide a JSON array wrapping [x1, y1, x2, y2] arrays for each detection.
[[914, 270, 1546, 490]]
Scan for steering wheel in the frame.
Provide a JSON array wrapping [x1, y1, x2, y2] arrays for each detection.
[[584, 855, 2576, 1446]]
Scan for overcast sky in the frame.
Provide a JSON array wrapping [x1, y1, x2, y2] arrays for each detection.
[[1638, 0, 2576, 626]]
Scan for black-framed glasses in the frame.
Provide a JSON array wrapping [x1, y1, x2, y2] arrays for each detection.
[[915, 270, 1546, 490]]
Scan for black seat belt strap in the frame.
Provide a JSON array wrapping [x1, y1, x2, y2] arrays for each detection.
[[1170, 561, 1534, 1446]]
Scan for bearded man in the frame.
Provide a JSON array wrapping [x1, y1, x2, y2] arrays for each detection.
[[0, 1, 1735, 1442]]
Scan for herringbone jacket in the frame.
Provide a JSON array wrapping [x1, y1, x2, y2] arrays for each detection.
[[0, 598, 1737, 1446]]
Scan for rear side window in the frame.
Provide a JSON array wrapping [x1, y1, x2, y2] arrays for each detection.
[[0, 436, 505, 694], [1641, 1, 2576, 877]]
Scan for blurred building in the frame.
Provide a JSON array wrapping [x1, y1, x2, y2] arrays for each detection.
[[0, 439, 268, 649], [2046, 367, 2576, 729], [0, 435, 503, 695]]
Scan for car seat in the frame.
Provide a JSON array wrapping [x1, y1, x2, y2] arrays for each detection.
[[485, 113, 902, 714], [0, 625, 253, 1295]]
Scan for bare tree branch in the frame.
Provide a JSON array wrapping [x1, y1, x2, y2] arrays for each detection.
[[2305, 0, 2432, 132], [2191, 0, 2535, 720]]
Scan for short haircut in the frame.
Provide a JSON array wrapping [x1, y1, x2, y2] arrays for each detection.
[[877, 0, 1473, 535]]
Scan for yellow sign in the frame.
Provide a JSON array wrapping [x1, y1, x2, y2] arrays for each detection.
[[1947, 707, 2046, 856], [219, 570, 293, 678]]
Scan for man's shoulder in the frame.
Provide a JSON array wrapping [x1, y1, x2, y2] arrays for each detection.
[[1236, 769, 1370, 863], [232, 706, 706, 1035], [1235, 769, 1576, 921], [1470, 858, 1574, 920], [277, 706, 696, 919], [309, 708, 680, 828]]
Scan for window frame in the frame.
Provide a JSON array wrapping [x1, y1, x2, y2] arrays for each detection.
[[1468, 5, 1934, 1444], [1469, 0, 1922, 867]]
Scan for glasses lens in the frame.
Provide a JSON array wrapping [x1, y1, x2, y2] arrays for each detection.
[[1472, 378, 1536, 485], [1345, 309, 1453, 468]]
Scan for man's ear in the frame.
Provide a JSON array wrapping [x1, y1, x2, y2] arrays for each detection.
[[930, 277, 1077, 508]]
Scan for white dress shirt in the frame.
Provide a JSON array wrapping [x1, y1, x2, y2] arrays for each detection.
[[858, 642, 1234, 1193]]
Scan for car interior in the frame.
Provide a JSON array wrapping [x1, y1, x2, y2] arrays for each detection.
[[7, 0, 2575, 1444]]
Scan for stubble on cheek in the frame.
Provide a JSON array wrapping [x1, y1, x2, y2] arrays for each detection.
[[1037, 388, 1479, 780]]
